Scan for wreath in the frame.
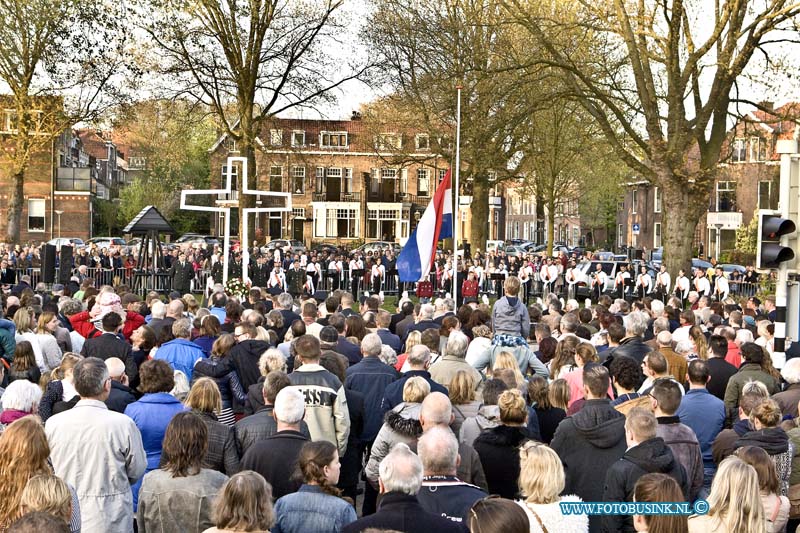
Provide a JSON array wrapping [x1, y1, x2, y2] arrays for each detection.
[[225, 277, 250, 299]]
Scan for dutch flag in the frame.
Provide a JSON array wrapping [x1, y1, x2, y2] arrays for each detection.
[[397, 170, 453, 282]]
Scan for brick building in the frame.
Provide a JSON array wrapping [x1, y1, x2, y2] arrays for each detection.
[[208, 115, 450, 245], [0, 96, 125, 243], [616, 102, 796, 260]]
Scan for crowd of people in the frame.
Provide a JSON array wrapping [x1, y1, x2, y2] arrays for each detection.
[[0, 244, 799, 533]]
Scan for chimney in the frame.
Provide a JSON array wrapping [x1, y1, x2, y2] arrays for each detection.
[[351, 110, 362, 121], [759, 101, 775, 112]]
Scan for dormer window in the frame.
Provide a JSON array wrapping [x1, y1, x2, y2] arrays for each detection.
[[291, 130, 305, 147], [270, 129, 283, 146], [320, 131, 348, 148], [415, 134, 430, 150], [375, 133, 402, 150]]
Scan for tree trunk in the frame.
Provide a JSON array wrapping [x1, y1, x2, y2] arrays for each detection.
[[661, 176, 706, 279], [470, 177, 489, 253], [547, 200, 555, 257], [5, 169, 24, 243]]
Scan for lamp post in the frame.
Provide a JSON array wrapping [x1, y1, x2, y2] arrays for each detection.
[[54, 210, 64, 238], [714, 223, 723, 260]]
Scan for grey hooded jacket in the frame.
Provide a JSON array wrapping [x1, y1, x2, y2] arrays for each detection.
[[491, 296, 530, 338]]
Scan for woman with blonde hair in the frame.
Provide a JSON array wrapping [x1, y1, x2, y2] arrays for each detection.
[[38, 352, 84, 422], [203, 471, 274, 533], [449, 370, 482, 436], [548, 379, 570, 412], [13, 307, 45, 373], [688, 456, 765, 533], [185, 378, 241, 475], [34, 312, 63, 371], [0, 418, 81, 532], [735, 446, 789, 533], [242, 349, 287, 415], [364, 376, 430, 489], [493, 351, 526, 389], [395, 330, 422, 371], [474, 389, 529, 499], [192, 333, 246, 426], [516, 441, 588, 532], [735, 399, 793, 496], [20, 474, 73, 527]]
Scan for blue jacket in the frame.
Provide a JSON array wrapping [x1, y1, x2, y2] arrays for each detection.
[[376, 329, 402, 354], [124, 392, 185, 510], [0, 318, 16, 363], [154, 338, 206, 380], [345, 357, 398, 442], [272, 484, 357, 533], [380, 370, 448, 413], [677, 388, 725, 467], [336, 337, 362, 366]]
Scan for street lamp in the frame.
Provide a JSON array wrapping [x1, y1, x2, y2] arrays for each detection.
[[714, 223, 723, 260], [54, 210, 64, 238]]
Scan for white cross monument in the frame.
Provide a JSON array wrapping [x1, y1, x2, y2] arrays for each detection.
[[180, 155, 291, 286]]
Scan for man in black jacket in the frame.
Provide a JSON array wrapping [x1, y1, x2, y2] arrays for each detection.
[[603, 407, 689, 533], [239, 387, 309, 500], [230, 323, 272, 390], [551, 363, 626, 533], [168, 251, 194, 294], [605, 311, 652, 365], [80, 313, 137, 383], [104, 357, 137, 413], [342, 443, 463, 533]]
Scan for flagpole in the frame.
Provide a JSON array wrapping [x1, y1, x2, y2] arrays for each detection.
[[454, 85, 462, 306]]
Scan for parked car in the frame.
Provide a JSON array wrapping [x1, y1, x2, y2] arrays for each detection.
[[47, 237, 85, 249], [573, 260, 656, 298], [719, 263, 746, 275], [262, 239, 307, 255], [312, 243, 344, 255], [485, 240, 505, 253], [350, 241, 401, 257], [505, 245, 527, 258], [85, 237, 127, 250], [691, 258, 713, 274], [168, 234, 220, 251]]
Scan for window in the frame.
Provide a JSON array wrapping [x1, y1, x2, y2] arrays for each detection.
[[343, 168, 352, 193], [631, 189, 638, 214], [381, 168, 397, 180], [654, 222, 662, 248], [438, 168, 447, 184], [716, 181, 737, 212], [320, 131, 348, 148], [315, 167, 325, 194], [269, 166, 282, 191], [415, 134, 430, 150], [292, 166, 305, 194], [732, 138, 747, 162], [376, 133, 402, 150], [226, 138, 238, 152], [291, 130, 305, 147], [654, 187, 662, 213], [324, 208, 358, 238], [129, 156, 146, 170], [270, 129, 283, 146], [367, 207, 401, 238], [617, 224, 623, 248], [400, 169, 408, 195], [221, 164, 239, 184], [2, 110, 17, 132], [750, 137, 767, 162], [28, 199, 45, 232], [292, 208, 305, 218], [759, 180, 778, 210]]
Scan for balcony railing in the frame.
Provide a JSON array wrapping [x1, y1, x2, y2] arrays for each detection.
[[366, 191, 425, 205], [56, 167, 94, 193], [312, 191, 361, 202]]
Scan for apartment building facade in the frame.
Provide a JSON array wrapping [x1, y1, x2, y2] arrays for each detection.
[[208, 116, 450, 245], [0, 96, 125, 242], [616, 102, 794, 260]]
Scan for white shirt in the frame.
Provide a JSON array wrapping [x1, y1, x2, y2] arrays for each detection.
[[715, 276, 729, 299], [656, 271, 671, 293], [695, 276, 711, 296], [593, 270, 608, 287], [636, 273, 652, 292], [675, 275, 690, 297]]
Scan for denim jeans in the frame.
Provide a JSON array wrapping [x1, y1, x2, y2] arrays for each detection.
[[697, 466, 716, 501]]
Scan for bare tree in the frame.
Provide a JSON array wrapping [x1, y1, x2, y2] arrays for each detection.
[[137, 0, 369, 238], [505, 0, 800, 275], [0, 0, 128, 242], [365, 0, 547, 252]]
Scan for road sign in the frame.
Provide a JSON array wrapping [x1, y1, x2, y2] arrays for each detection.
[[632, 223, 640, 235]]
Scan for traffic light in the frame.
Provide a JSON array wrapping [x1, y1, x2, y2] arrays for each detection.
[[757, 210, 796, 269]]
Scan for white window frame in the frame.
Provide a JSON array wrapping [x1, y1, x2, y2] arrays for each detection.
[[716, 181, 736, 212], [292, 207, 306, 219], [270, 129, 283, 146], [226, 138, 238, 152], [291, 130, 305, 147], [631, 189, 637, 214], [292, 166, 305, 194], [654, 222, 662, 249], [654, 187, 662, 213], [438, 168, 447, 184], [750, 136, 767, 162], [617, 224, 624, 248], [269, 166, 283, 191], [758, 180, 775, 210], [319, 131, 348, 148], [27, 198, 46, 232], [343, 168, 352, 194], [376, 132, 402, 150], [732, 138, 747, 163], [415, 133, 430, 150]]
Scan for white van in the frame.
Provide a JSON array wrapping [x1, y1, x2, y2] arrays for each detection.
[[485, 240, 505, 253]]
